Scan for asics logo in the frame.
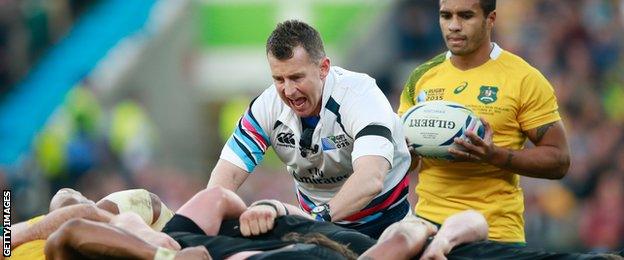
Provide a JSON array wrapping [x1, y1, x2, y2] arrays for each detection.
[[454, 82, 468, 94]]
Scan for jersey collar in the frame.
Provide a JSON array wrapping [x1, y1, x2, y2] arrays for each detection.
[[320, 66, 337, 118], [445, 42, 503, 60]]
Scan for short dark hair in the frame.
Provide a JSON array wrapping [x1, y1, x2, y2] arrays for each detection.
[[266, 20, 326, 63], [480, 0, 496, 16]]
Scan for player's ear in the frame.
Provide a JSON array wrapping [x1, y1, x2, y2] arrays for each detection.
[[487, 10, 496, 28]]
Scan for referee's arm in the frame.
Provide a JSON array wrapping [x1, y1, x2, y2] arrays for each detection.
[[327, 155, 389, 221], [207, 159, 250, 191]]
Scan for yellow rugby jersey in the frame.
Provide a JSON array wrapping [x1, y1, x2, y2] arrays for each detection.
[[398, 43, 561, 242], [9, 215, 46, 260]]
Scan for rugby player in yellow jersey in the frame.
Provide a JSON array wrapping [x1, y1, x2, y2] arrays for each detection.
[[398, 0, 570, 244]]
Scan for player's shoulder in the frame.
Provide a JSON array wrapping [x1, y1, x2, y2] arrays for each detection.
[[331, 66, 377, 95], [495, 49, 543, 77], [416, 52, 447, 71], [407, 52, 447, 84], [258, 85, 280, 100], [252, 85, 286, 110]]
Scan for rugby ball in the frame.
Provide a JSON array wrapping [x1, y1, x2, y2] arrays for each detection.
[[401, 101, 485, 159]]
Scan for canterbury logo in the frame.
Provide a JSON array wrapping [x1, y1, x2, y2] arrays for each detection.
[[277, 132, 295, 145]]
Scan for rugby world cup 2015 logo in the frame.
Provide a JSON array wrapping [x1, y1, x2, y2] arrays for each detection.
[[478, 86, 498, 104], [321, 134, 349, 151]]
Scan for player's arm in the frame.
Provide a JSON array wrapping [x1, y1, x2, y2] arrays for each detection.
[[207, 159, 249, 191], [453, 118, 570, 179], [421, 210, 488, 259], [499, 120, 569, 179], [329, 79, 399, 222], [12, 204, 113, 248], [328, 155, 389, 221], [44, 218, 210, 260], [208, 93, 274, 191], [177, 186, 248, 236]]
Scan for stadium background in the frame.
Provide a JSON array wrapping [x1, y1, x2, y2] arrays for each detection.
[[1, 0, 623, 253]]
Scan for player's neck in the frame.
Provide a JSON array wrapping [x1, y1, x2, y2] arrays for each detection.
[[450, 41, 493, 71]]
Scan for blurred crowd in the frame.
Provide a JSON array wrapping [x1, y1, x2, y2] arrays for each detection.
[[1, 0, 623, 254], [0, 0, 98, 98], [1, 84, 206, 221], [389, 0, 624, 252]]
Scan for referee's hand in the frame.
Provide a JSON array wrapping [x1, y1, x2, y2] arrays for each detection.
[[239, 203, 278, 236]]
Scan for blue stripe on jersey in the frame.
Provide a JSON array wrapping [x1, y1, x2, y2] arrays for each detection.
[[352, 212, 383, 224], [226, 136, 257, 172], [298, 191, 317, 209], [234, 125, 264, 164]]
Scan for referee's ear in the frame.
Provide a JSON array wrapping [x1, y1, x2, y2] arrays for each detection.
[[319, 57, 331, 80]]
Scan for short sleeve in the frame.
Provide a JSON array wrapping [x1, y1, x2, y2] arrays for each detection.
[[343, 78, 396, 167], [517, 69, 561, 131], [219, 89, 275, 173]]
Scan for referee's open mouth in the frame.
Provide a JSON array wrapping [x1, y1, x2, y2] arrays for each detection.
[[290, 97, 307, 110]]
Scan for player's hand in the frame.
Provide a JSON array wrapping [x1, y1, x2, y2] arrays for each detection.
[[239, 202, 278, 236], [449, 118, 496, 163], [406, 139, 422, 172], [419, 236, 451, 260], [175, 246, 212, 260]]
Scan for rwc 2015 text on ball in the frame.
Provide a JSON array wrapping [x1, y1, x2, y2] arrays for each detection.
[[3, 190, 10, 257]]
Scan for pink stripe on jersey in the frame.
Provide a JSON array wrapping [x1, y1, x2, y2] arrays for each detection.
[[298, 192, 314, 212], [241, 117, 268, 150]]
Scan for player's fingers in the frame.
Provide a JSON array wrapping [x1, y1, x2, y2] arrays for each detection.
[[455, 137, 481, 153], [249, 218, 261, 236], [454, 138, 484, 158], [465, 132, 486, 147], [448, 148, 470, 161], [239, 217, 251, 237], [420, 251, 446, 260], [167, 237, 181, 250], [481, 118, 494, 141], [455, 136, 487, 157], [419, 250, 433, 260], [257, 216, 269, 234], [267, 215, 275, 231]]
